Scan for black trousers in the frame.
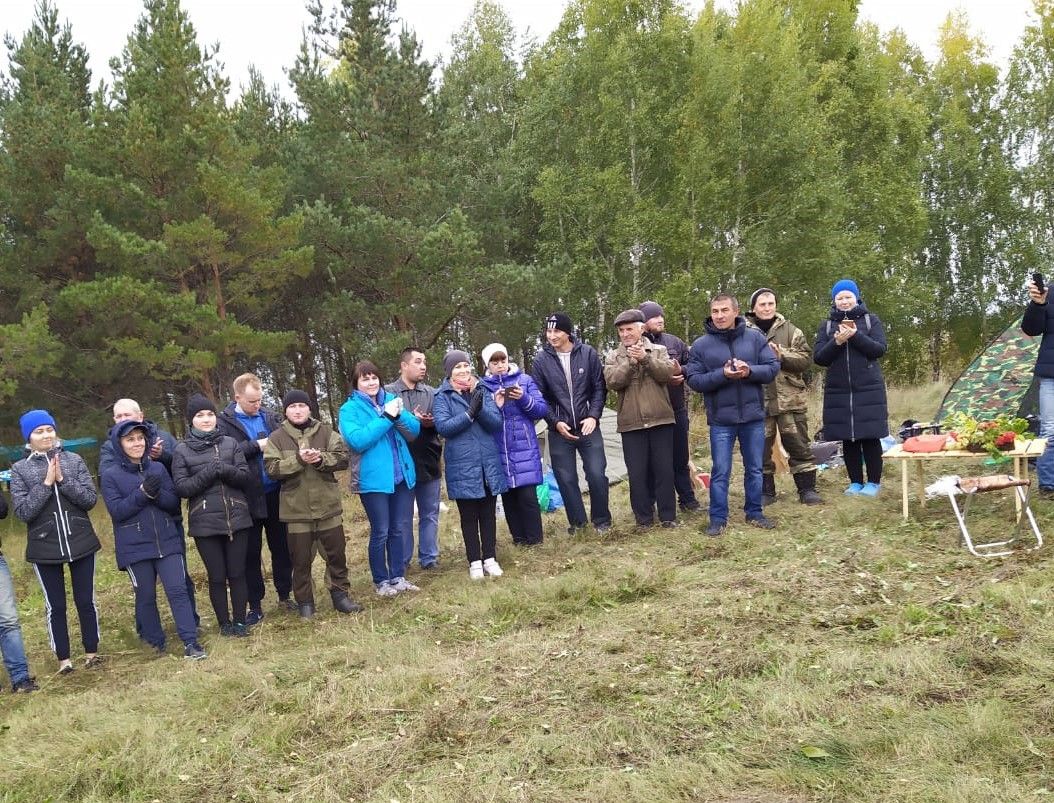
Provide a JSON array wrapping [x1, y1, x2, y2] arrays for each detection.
[[843, 438, 883, 485], [195, 530, 250, 626], [623, 425, 676, 525], [502, 485, 544, 545], [456, 496, 498, 563], [670, 407, 699, 509], [246, 491, 292, 609], [33, 553, 99, 661]]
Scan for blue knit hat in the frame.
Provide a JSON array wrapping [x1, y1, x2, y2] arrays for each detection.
[[831, 279, 861, 301], [20, 409, 57, 442]]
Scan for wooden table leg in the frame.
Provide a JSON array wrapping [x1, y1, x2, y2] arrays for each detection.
[[916, 461, 926, 509], [1014, 456, 1024, 521], [901, 459, 909, 521]]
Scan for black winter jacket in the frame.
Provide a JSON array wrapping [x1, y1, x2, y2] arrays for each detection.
[[530, 339, 606, 434], [10, 450, 101, 565], [216, 404, 281, 519], [813, 302, 889, 441], [171, 430, 253, 538], [644, 330, 690, 411], [1022, 302, 1054, 378]]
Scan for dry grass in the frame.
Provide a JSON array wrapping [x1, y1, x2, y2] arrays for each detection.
[[2, 383, 1054, 802]]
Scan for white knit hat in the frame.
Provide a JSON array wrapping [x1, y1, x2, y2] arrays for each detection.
[[481, 343, 509, 366]]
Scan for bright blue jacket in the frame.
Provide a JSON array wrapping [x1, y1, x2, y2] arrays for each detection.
[[100, 420, 185, 569], [339, 391, 419, 494], [480, 365, 549, 488], [685, 317, 780, 426], [433, 379, 509, 499]]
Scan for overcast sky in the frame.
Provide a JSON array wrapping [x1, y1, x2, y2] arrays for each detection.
[[0, 1, 1037, 100]]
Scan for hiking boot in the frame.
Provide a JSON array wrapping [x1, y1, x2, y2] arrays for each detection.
[[761, 474, 777, 506], [245, 609, 265, 627], [330, 591, 363, 613], [793, 471, 824, 505], [482, 558, 503, 577], [299, 602, 316, 619], [746, 515, 777, 530], [705, 520, 726, 537], [468, 560, 485, 580], [183, 643, 207, 661], [11, 677, 39, 693]]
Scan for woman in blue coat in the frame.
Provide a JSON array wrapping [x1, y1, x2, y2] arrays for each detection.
[[339, 360, 421, 597], [479, 343, 549, 546], [434, 350, 509, 580], [101, 420, 205, 660], [813, 279, 889, 496]]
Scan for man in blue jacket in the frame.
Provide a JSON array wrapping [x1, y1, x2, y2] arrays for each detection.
[[1024, 277, 1054, 494], [530, 312, 612, 534], [685, 294, 780, 536], [217, 373, 293, 624]]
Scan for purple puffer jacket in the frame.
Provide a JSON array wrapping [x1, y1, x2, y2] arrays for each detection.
[[481, 365, 549, 489]]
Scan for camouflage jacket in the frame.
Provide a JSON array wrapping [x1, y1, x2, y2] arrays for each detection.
[[745, 313, 812, 415]]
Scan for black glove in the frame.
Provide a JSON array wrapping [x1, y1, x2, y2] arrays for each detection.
[[466, 385, 485, 419], [219, 462, 239, 482], [141, 473, 162, 497]]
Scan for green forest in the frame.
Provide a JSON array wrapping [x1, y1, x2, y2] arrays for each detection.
[[0, 0, 1050, 439]]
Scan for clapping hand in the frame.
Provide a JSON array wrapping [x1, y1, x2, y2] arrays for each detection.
[[383, 397, 404, 418]]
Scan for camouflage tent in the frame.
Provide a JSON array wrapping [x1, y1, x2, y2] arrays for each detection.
[[937, 316, 1040, 422]]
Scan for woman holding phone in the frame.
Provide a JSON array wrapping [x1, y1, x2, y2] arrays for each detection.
[[479, 343, 549, 546], [813, 279, 889, 496], [433, 350, 508, 579], [10, 410, 102, 674]]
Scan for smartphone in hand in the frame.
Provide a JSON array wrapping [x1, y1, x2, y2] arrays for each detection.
[[1033, 272, 1046, 294]]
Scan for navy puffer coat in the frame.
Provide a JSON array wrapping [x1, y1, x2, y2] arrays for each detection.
[[101, 421, 185, 569], [433, 380, 509, 499], [813, 302, 889, 441], [685, 317, 780, 426], [480, 364, 549, 488]]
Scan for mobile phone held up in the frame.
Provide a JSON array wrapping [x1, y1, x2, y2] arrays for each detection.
[[1033, 272, 1046, 294]]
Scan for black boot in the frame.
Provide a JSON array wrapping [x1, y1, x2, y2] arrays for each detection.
[[761, 474, 777, 506], [331, 590, 364, 614], [298, 602, 315, 619], [794, 471, 824, 505]]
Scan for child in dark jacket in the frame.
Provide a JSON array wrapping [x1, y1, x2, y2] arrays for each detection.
[[10, 409, 102, 675], [172, 394, 254, 637], [102, 420, 205, 660], [479, 343, 549, 546]]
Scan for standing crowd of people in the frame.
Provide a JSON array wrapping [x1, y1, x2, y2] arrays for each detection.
[[0, 280, 893, 692]]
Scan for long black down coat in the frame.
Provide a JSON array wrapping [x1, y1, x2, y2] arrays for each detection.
[[813, 302, 890, 441], [171, 429, 253, 538]]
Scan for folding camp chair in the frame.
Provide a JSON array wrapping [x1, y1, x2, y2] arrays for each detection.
[[937, 474, 1043, 557]]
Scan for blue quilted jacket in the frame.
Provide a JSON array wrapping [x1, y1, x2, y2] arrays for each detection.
[[480, 365, 549, 488], [433, 380, 509, 499]]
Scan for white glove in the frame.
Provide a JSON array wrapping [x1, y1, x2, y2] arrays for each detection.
[[383, 397, 403, 417]]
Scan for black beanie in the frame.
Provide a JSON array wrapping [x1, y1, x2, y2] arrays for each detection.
[[749, 287, 777, 311], [282, 389, 312, 413], [186, 393, 217, 423], [545, 312, 574, 337]]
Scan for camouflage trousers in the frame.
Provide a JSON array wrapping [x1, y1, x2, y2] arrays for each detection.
[[763, 411, 817, 476]]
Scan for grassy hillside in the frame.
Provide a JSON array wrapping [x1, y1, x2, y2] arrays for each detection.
[[2, 383, 1053, 802]]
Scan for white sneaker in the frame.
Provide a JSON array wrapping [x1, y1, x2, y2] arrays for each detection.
[[375, 581, 398, 597], [468, 560, 484, 580], [482, 558, 503, 577], [390, 577, 420, 593]]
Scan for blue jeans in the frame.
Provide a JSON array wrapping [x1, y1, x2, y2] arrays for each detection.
[[361, 483, 412, 585], [0, 553, 30, 685], [709, 420, 766, 523], [401, 478, 441, 571], [1039, 377, 1054, 490], [549, 428, 611, 529]]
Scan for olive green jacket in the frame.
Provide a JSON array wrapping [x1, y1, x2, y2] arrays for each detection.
[[263, 419, 349, 524], [603, 340, 676, 433], [745, 313, 812, 415]]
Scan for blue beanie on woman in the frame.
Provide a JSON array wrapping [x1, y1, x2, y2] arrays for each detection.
[[831, 279, 861, 301]]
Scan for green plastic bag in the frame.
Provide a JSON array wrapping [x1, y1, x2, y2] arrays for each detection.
[[536, 482, 551, 512]]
